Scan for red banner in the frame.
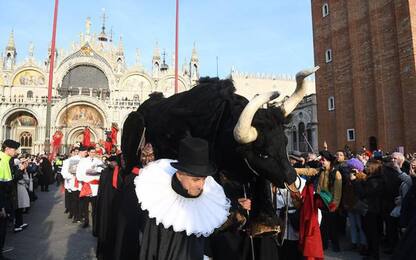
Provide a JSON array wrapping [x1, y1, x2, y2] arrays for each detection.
[[111, 123, 119, 145], [50, 130, 63, 161], [83, 127, 91, 147]]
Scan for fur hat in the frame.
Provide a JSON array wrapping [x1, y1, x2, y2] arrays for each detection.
[[2, 139, 20, 149], [346, 158, 364, 172]]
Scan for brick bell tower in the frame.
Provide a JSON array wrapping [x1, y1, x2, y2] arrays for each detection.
[[311, 0, 416, 153]]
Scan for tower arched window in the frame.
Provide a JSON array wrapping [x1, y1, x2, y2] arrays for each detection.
[[325, 49, 332, 63], [322, 3, 329, 17], [328, 96, 335, 111], [27, 91, 33, 99]]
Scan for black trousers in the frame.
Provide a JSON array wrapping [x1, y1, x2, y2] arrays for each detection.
[[385, 215, 399, 250], [80, 196, 97, 226], [0, 217, 7, 251], [14, 208, 23, 228], [363, 212, 381, 260], [64, 189, 70, 211], [278, 239, 302, 260], [40, 184, 49, 191], [70, 191, 81, 221], [320, 211, 340, 249]]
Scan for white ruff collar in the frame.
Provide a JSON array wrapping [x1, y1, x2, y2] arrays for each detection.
[[134, 159, 230, 237]]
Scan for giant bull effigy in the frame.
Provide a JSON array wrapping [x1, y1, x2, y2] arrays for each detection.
[[121, 66, 318, 237]]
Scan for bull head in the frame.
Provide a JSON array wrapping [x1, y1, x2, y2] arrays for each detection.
[[233, 66, 319, 187]]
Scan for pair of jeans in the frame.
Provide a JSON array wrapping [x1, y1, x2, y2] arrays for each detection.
[[348, 211, 367, 245]]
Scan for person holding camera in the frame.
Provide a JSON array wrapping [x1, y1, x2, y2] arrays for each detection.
[[14, 158, 30, 232]]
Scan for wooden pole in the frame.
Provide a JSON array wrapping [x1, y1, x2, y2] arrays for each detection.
[[44, 0, 59, 154], [174, 0, 179, 93]]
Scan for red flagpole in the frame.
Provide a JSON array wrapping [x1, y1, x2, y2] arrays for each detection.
[[44, 0, 59, 154], [174, 0, 179, 94], [48, 0, 59, 103]]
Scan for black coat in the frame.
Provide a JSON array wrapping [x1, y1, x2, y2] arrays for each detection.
[[139, 214, 206, 260], [95, 166, 122, 260], [400, 176, 416, 228], [39, 158, 54, 185], [113, 173, 144, 260], [380, 164, 402, 214], [352, 173, 384, 215], [393, 215, 416, 259]]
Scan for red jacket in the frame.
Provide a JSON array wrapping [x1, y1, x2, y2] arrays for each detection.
[[299, 183, 324, 260]]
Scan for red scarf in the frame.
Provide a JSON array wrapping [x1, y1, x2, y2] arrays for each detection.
[[79, 179, 100, 197]]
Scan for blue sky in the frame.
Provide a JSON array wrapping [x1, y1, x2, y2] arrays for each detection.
[[0, 0, 314, 78]]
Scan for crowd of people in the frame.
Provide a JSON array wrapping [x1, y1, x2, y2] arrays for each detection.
[[288, 148, 416, 260], [1, 136, 416, 260], [0, 140, 61, 260]]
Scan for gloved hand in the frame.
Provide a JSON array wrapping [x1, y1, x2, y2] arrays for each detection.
[[328, 202, 337, 212]]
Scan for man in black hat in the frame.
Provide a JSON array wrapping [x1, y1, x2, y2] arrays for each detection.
[[135, 137, 230, 260], [0, 139, 20, 259]]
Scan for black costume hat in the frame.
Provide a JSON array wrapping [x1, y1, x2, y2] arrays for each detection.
[[289, 150, 303, 161], [78, 146, 88, 152], [2, 139, 20, 149], [171, 137, 216, 177], [319, 150, 335, 162]]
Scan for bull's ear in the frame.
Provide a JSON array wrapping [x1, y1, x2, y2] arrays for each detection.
[[121, 111, 145, 172]]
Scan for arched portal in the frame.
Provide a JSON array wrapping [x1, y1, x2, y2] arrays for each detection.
[[67, 127, 98, 146], [57, 104, 104, 150], [4, 111, 38, 154]]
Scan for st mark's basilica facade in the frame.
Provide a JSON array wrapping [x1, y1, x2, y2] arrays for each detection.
[[0, 17, 318, 155]]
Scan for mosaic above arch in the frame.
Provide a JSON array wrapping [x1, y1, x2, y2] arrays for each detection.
[[7, 114, 38, 127], [59, 105, 104, 128], [12, 69, 45, 86]]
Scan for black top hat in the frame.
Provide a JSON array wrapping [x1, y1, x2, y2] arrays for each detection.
[[171, 137, 216, 177], [2, 139, 20, 149]]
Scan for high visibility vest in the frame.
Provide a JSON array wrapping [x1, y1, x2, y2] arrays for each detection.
[[0, 151, 12, 182]]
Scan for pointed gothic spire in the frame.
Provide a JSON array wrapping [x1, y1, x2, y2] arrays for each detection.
[[135, 48, 141, 64], [191, 42, 198, 62], [28, 41, 34, 58], [118, 35, 124, 51], [153, 41, 160, 59], [7, 30, 16, 51], [160, 49, 168, 71], [98, 8, 108, 42], [110, 27, 113, 42], [85, 17, 92, 35]]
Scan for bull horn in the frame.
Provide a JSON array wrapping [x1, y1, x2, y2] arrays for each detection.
[[281, 66, 319, 117], [234, 91, 280, 144]]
